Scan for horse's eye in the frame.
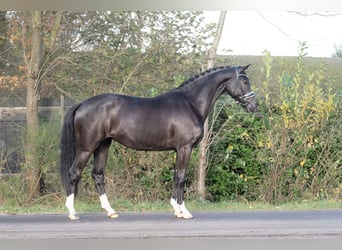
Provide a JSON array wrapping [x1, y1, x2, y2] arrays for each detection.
[[238, 76, 246, 83]]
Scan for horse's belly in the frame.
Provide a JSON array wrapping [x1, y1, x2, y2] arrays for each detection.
[[114, 134, 173, 151], [111, 127, 174, 151]]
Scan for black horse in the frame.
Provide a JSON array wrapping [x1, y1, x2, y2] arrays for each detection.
[[60, 65, 257, 220]]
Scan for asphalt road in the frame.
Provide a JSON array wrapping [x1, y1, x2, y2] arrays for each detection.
[[0, 210, 341, 239]]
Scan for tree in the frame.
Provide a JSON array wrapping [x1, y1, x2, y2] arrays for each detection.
[[53, 11, 213, 99], [332, 43, 342, 58], [197, 11, 227, 201], [13, 11, 64, 200]]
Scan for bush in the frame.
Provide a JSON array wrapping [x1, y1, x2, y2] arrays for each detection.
[[0, 115, 62, 206], [206, 43, 341, 203], [258, 44, 341, 203], [206, 105, 264, 201]]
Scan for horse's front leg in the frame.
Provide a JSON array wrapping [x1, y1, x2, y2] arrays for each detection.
[[170, 145, 193, 219], [93, 139, 119, 218]]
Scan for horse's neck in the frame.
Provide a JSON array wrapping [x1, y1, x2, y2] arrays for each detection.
[[183, 72, 227, 121]]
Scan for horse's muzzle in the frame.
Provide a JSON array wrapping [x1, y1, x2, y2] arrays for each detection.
[[244, 98, 258, 113]]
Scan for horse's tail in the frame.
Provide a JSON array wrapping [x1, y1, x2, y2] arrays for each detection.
[[60, 103, 81, 195]]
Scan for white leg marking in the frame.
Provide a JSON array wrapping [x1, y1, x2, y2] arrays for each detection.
[[66, 194, 79, 220], [170, 198, 193, 219], [170, 198, 182, 218], [100, 194, 119, 218], [179, 202, 193, 219]]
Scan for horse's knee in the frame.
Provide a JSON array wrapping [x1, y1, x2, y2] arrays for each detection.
[[174, 169, 186, 184], [178, 174, 187, 191]]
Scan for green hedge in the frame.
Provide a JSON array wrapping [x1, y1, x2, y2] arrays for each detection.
[[206, 45, 341, 203]]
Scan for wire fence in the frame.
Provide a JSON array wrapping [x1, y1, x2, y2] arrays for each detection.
[[0, 96, 74, 174]]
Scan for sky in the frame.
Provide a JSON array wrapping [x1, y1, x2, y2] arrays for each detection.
[[204, 11, 342, 58]]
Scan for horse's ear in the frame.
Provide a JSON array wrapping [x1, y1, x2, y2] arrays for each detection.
[[240, 64, 251, 72]]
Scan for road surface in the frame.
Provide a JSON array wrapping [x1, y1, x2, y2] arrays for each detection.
[[0, 210, 341, 239]]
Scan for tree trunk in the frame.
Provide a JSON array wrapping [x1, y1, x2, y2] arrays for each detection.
[[25, 77, 40, 200], [24, 11, 44, 201], [197, 11, 227, 201]]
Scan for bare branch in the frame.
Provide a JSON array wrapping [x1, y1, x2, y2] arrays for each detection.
[[49, 81, 73, 99], [257, 11, 298, 41], [47, 11, 63, 51], [119, 54, 148, 94], [287, 11, 342, 17]]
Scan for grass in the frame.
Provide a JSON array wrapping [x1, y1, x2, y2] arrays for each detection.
[[0, 198, 341, 215]]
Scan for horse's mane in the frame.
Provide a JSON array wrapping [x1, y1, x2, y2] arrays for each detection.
[[176, 65, 232, 89]]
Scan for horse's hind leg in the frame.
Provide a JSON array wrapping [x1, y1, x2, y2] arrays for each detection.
[[92, 138, 118, 218], [66, 151, 92, 220]]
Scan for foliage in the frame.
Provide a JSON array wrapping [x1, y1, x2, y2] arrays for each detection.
[[0, 116, 61, 206], [206, 107, 263, 201], [206, 42, 341, 203], [332, 43, 342, 58], [258, 43, 341, 203], [51, 11, 213, 100]]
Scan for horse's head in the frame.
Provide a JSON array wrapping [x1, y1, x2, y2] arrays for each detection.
[[225, 64, 257, 113]]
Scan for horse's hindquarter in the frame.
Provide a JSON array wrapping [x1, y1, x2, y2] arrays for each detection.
[[73, 94, 120, 150]]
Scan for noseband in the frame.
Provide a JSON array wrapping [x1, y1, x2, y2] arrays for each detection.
[[235, 67, 255, 107]]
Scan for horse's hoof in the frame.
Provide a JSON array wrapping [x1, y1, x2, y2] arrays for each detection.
[[68, 213, 80, 220], [108, 212, 119, 218], [175, 213, 193, 219], [175, 213, 183, 218], [182, 213, 194, 219]]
